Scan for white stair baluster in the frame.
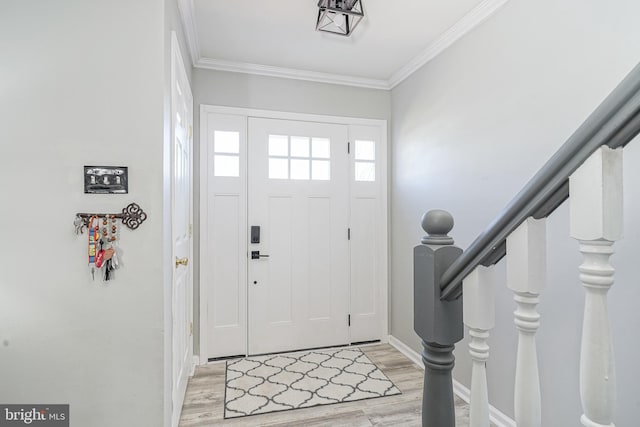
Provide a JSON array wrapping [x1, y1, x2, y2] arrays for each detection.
[[507, 217, 546, 427], [463, 265, 495, 427], [570, 146, 623, 427]]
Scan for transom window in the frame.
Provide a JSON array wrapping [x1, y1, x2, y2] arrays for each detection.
[[213, 131, 240, 177], [268, 135, 331, 180], [354, 140, 375, 182]]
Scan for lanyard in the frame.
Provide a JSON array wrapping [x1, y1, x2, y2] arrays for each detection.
[[88, 216, 98, 265]]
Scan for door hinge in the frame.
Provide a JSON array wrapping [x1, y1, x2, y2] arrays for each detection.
[[189, 322, 193, 336], [189, 224, 193, 237], [348, 315, 351, 327], [348, 228, 351, 240], [347, 142, 350, 154], [188, 125, 193, 139]]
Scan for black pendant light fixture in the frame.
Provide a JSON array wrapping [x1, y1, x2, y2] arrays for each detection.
[[316, 0, 364, 37]]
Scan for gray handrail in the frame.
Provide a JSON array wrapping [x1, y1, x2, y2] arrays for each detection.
[[439, 63, 640, 301]]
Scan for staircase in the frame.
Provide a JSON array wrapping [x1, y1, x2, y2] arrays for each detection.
[[413, 62, 640, 427]]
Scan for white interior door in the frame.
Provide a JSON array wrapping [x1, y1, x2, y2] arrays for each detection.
[[171, 34, 193, 427], [248, 118, 350, 355]]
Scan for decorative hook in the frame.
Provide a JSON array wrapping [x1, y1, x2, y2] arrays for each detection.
[[75, 202, 148, 233]]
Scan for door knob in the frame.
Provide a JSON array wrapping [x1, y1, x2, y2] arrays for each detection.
[[175, 257, 189, 267], [251, 251, 270, 260]]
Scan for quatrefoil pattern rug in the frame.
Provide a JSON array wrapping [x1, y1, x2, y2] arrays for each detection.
[[224, 347, 401, 418]]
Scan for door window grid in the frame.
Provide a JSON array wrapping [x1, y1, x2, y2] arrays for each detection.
[[213, 131, 240, 177], [354, 140, 375, 182], [269, 135, 330, 180]]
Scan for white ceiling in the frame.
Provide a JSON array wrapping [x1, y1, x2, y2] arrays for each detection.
[[179, 0, 509, 89]]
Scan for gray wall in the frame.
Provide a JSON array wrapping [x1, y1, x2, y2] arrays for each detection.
[[193, 69, 391, 120], [390, 0, 640, 424], [0, 1, 190, 426], [192, 69, 391, 354]]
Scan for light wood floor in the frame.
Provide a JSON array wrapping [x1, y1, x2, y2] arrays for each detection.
[[179, 344, 474, 426]]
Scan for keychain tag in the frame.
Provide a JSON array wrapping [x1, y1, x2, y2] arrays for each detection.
[[95, 248, 105, 268], [103, 247, 115, 261]]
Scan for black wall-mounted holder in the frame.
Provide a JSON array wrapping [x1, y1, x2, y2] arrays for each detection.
[[74, 202, 148, 233], [84, 166, 128, 194]]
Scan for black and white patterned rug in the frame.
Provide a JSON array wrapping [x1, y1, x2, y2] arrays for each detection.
[[224, 347, 401, 418]]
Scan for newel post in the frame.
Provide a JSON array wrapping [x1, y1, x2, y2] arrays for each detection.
[[414, 209, 464, 427]]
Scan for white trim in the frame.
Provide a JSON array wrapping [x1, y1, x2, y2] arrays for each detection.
[[452, 380, 516, 427], [163, 38, 174, 427], [388, 335, 516, 427], [379, 120, 389, 341], [177, 0, 510, 90], [387, 335, 423, 367], [388, 0, 510, 88], [190, 356, 198, 376], [195, 57, 391, 90], [198, 106, 208, 365], [200, 105, 387, 128], [177, 0, 201, 67]]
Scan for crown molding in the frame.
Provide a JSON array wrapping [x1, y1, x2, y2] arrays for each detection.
[[388, 0, 510, 88], [195, 57, 391, 90], [177, 0, 201, 66], [178, 0, 510, 91]]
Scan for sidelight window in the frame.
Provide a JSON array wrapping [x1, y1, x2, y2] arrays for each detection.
[[213, 131, 240, 177], [354, 139, 375, 182]]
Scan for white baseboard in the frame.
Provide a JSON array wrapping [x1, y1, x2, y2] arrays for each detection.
[[388, 335, 423, 367], [190, 356, 198, 376], [451, 379, 515, 427], [388, 335, 516, 427]]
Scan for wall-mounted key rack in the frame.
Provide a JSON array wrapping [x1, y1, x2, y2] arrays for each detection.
[[75, 203, 145, 282], [74, 202, 148, 234]]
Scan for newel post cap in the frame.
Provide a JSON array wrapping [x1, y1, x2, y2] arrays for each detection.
[[421, 209, 454, 245]]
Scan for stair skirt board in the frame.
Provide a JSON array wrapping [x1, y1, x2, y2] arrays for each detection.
[[387, 335, 516, 427]]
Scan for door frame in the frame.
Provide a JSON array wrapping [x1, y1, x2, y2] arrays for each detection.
[[198, 105, 388, 364]]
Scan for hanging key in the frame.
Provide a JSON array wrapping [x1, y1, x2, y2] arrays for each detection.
[[104, 259, 111, 281], [74, 216, 85, 235]]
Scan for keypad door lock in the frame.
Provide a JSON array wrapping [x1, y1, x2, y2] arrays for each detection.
[[251, 251, 270, 260], [251, 226, 260, 244]]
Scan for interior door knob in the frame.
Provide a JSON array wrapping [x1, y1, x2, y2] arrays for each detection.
[[175, 257, 189, 267]]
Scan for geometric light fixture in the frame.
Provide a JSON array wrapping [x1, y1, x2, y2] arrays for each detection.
[[316, 0, 364, 37]]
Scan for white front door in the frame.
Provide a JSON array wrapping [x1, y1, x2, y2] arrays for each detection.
[[247, 118, 350, 355], [171, 34, 193, 427]]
